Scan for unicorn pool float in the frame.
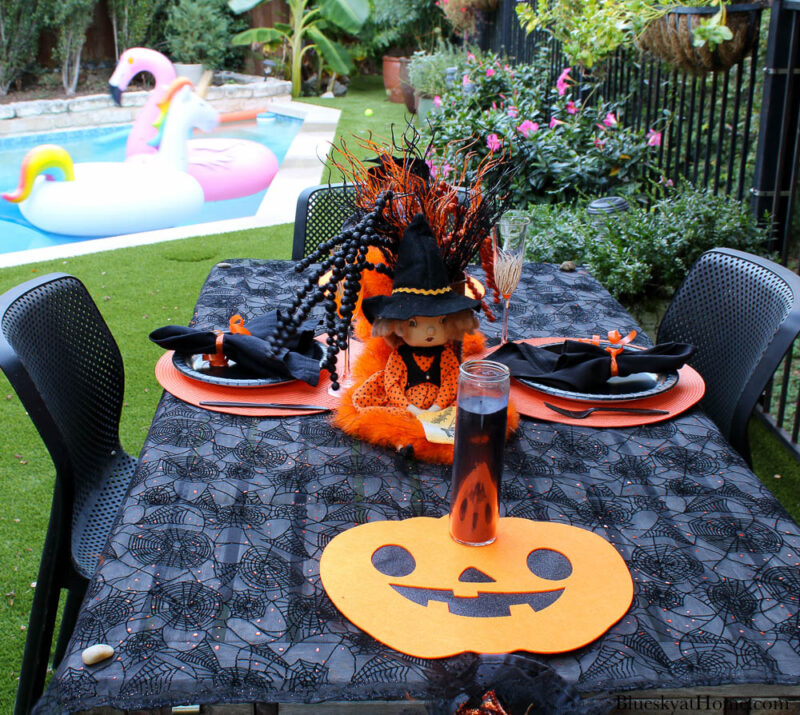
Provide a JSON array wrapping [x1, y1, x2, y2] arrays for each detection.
[[3, 80, 217, 237], [109, 47, 279, 202]]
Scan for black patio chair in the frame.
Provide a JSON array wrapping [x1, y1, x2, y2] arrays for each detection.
[[0, 273, 137, 714], [292, 183, 357, 260], [657, 247, 800, 465]]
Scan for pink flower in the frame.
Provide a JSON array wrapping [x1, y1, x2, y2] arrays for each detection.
[[433, 95, 442, 108], [604, 112, 618, 127], [516, 120, 538, 137], [549, 117, 564, 129], [462, 74, 470, 86], [507, 106, 518, 118], [486, 67, 496, 78], [566, 100, 577, 114], [441, 162, 453, 179], [492, 101, 497, 110], [504, 64, 511, 71], [556, 67, 572, 96], [486, 133, 502, 152], [594, 137, 606, 149], [647, 129, 662, 147], [659, 175, 674, 187], [425, 159, 437, 178], [467, 53, 476, 62]]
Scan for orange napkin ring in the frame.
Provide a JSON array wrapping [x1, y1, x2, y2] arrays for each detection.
[[606, 329, 637, 376], [201, 316, 250, 368], [229, 314, 251, 335], [203, 332, 227, 367], [579, 329, 637, 377]]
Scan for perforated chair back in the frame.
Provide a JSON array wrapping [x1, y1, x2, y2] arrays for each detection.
[[292, 183, 358, 259], [657, 248, 800, 463], [0, 273, 137, 714], [291, 183, 475, 261]]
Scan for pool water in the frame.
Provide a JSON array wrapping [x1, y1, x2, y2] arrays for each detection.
[[0, 114, 303, 254]]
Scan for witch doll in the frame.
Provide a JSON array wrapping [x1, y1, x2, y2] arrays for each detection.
[[333, 213, 519, 463]]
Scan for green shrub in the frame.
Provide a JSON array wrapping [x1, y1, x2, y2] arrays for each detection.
[[407, 42, 462, 97], [165, 0, 233, 67], [421, 50, 663, 204], [524, 182, 771, 300]]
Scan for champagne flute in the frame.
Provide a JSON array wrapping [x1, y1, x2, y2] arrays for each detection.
[[492, 210, 531, 344]]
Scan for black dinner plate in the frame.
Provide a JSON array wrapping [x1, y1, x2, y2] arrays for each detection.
[[172, 341, 325, 388], [516, 341, 679, 402]]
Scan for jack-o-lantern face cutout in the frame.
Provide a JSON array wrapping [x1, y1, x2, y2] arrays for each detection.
[[320, 516, 633, 658]]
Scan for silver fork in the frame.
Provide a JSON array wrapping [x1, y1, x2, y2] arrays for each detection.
[[544, 402, 669, 419]]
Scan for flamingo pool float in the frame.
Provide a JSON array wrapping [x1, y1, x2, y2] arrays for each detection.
[[109, 47, 279, 202], [3, 81, 216, 237]]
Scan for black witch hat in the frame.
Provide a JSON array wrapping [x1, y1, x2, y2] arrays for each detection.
[[362, 213, 480, 323]]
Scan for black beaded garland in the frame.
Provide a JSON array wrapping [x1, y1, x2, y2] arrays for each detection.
[[279, 190, 398, 390]]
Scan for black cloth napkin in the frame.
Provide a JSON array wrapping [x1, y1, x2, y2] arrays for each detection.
[[149, 311, 323, 386], [490, 339, 695, 393]]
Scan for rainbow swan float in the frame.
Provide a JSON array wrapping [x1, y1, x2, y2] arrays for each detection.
[[109, 47, 279, 202], [3, 82, 217, 237]]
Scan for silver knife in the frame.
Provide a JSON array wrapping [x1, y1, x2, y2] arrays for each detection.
[[199, 400, 330, 411]]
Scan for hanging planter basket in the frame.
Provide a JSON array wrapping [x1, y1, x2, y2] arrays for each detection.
[[637, 2, 764, 75]]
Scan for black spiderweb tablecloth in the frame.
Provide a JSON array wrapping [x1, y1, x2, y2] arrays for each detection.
[[36, 261, 800, 714]]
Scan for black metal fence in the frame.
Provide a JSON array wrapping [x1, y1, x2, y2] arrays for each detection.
[[477, 0, 800, 459], [479, 1, 765, 203]]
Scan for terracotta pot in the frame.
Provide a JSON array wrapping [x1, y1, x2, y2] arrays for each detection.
[[637, 2, 764, 75], [382, 56, 409, 103], [398, 60, 416, 113]]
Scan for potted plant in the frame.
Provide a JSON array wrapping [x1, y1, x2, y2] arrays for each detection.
[[165, 0, 234, 82], [515, 0, 764, 73], [407, 45, 461, 122], [636, 1, 764, 75]]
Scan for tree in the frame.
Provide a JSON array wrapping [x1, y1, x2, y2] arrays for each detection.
[[108, 0, 169, 59], [228, 0, 368, 98], [52, 0, 97, 95], [0, 0, 53, 95]]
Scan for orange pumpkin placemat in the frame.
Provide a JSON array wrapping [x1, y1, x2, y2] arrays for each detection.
[[482, 338, 705, 427], [155, 351, 343, 416], [320, 515, 633, 658]]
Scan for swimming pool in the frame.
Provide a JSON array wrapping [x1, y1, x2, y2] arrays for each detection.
[[0, 114, 303, 254]]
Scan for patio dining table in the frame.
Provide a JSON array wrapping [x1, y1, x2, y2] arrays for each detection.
[[36, 259, 800, 714]]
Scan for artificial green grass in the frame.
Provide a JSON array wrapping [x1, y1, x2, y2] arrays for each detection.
[[0, 225, 294, 711], [750, 418, 800, 519], [0, 72, 410, 712], [295, 74, 412, 182], [0, 73, 799, 711]]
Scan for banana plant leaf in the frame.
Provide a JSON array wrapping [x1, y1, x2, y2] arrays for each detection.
[[231, 27, 287, 45], [228, 0, 263, 12], [319, 0, 368, 34], [229, 0, 367, 34], [307, 26, 354, 74]]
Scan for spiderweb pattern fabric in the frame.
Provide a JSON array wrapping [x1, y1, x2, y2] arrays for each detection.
[[35, 260, 800, 714]]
